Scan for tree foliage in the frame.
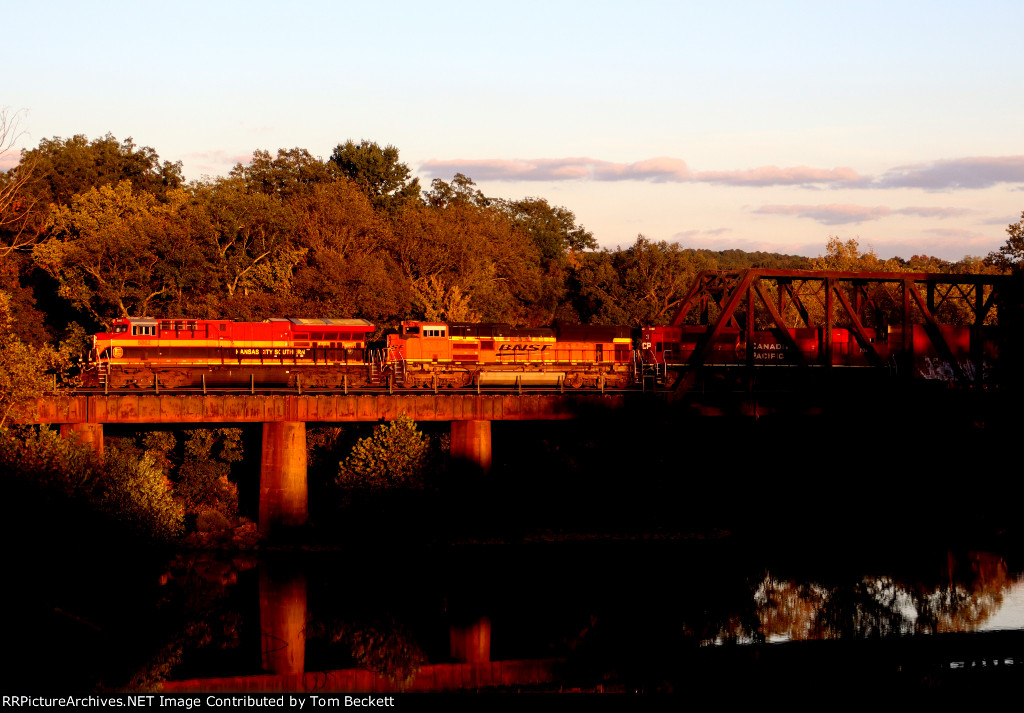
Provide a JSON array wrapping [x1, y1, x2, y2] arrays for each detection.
[[0, 291, 78, 426], [230, 147, 337, 200], [34, 181, 180, 321], [175, 428, 243, 518], [811, 236, 904, 272], [20, 133, 182, 208], [328, 140, 421, 214], [336, 414, 429, 491], [2, 425, 183, 542], [499, 196, 597, 264], [987, 211, 1024, 270], [571, 236, 718, 325]]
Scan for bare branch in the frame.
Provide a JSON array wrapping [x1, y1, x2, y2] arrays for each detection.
[[0, 108, 41, 257]]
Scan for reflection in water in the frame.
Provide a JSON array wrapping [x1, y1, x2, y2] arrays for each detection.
[[149, 546, 1024, 694], [259, 564, 306, 675], [751, 552, 1011, 645], [450, 617, 491, 663]]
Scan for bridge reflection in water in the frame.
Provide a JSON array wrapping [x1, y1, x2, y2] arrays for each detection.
[[161, 558, 559, 694], [151, 546, 1023, 694]]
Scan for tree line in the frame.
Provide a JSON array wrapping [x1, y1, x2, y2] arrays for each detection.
[[4, 125, 1016, 352]]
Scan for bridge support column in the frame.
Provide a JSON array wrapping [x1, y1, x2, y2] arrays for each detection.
[[59, 423, 104, 458], [259, 421, 308, 532], [450, 420, 492, 473]]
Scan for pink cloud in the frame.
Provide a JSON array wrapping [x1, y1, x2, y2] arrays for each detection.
[[877, 155, 1024, 189], [755, 204, 893, 224], [592, 157, 691, 182], [419, 156, 864, 186], [673, 227, 732, 240], [692, 165, 864, 187], [420, 154, 1024, 191], [754, 204, 972, 225], [419, 157, 691, 182]]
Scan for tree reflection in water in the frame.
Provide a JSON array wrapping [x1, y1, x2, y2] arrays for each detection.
[[128, 547, 1022, 694], [750, 552, 1010, 644]]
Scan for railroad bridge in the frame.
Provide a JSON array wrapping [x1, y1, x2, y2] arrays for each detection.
[[14, 268, 1016, 533], [26, 391, 631, 533]]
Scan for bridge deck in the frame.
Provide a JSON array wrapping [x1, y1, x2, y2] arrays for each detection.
[[24, 392, 633, 424]]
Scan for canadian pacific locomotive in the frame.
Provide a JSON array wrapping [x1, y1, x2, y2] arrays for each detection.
[[82, 316, 989, 390]]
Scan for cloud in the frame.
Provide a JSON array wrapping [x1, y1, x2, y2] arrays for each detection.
[[420, 156, 866, 186], [421, 154, 1024, 191], [876, 156, 1024, 190], [753, 204, 973, 225], [691, 165, 864, 187], [673, 227, 732, 240], [419, 157, 691, 182], [181, 150, 255, 175]]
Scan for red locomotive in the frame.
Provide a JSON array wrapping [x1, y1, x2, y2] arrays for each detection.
[[86, 317, 376, 389]]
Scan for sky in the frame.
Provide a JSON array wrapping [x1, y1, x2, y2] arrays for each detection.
[[5, 0, 1024, 261]]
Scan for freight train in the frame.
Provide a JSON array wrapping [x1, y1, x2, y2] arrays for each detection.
[[81, 316, 990, 390]]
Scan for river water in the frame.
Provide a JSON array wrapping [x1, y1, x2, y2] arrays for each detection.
[[10, 537, 1022, 696], [7, 401, 1022, 696]]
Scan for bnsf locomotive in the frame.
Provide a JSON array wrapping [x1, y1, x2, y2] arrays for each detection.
[[83, 316, 991, 390]]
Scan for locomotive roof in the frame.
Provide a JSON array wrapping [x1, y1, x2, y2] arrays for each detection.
[[277, 318, 375, 327], [114, 317, 374, 327]]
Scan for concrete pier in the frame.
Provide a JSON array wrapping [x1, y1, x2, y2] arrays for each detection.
[[59, 422, 104, 457], [259, 421, 308, 531], [450, 420, 492, 473]]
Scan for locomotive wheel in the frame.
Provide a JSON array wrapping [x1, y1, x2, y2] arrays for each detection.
[[563, 373, 583, 388]]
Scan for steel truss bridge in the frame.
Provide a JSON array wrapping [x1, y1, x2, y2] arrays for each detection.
[[662, 269, 1011, 393]]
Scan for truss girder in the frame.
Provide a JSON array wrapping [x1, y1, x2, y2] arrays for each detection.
[[669, 269, 1009, 392]]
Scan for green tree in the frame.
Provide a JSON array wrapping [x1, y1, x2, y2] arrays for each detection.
[[101, 448, 185, 541], [175, 429, 243, 517], [328, 140, 421, 214], [811, 236, 903, 272], [571, 237, 716, 325], [190, 177, 300, 302], [2, 425, 183, 542], [33, 181, 177, 321], [0, 291, 77, 427], [499, 197, 597, 264], [336, 414, 429, 491], [19, 133, 182, 208], [987, 211, 1024, 270], [229, 147, 337, 200]]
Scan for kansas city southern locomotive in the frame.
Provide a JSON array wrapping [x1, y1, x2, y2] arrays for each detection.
[[82, 315, 990, 391]]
